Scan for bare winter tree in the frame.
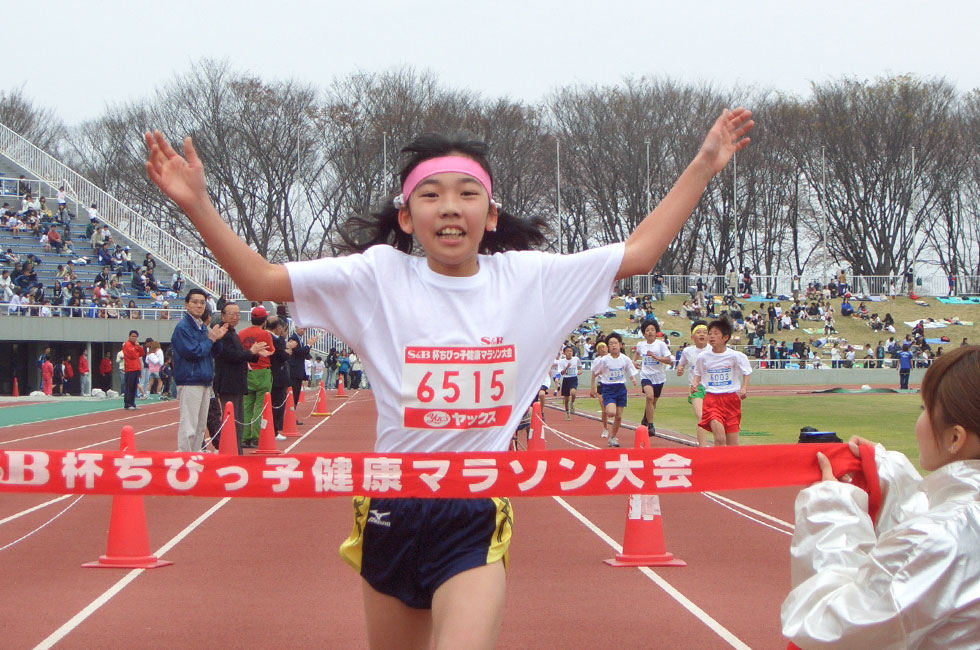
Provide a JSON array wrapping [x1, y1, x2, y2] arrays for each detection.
[[803, 75, 962, 276], [0, 85, 67, 154]]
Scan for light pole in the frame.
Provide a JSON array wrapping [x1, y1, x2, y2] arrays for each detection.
[[821, 145, 828, 281], [644, 139, 651, 214], [556, 139, 562, 254]]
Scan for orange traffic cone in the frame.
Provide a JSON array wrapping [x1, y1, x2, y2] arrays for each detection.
[[12, 377, 18, 397], [83, 426, 173, 569], [604, 427, 684, 567], [527, 402, 546, 451], [251, 392, 282, 455], [282, 388, 300, 437], [217, 401, 239, 455], [336, 377, 348, 398], [312, 384, 331, 416], [297, 387, 305, 404]]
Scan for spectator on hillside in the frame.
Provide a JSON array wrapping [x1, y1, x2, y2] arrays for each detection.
[[898, 344, 913, 389], [653, 271, 666, 302], [741, 267, 753, 295], [172, 288, 227, 452]]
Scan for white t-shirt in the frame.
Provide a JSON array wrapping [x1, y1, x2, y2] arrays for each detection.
[[634, 339, 670, 384], [693, 348, 753, 394], [679, 344, 708, 387], [556, 356, 581, 378], [287, 243, 624, 453], [591, 353, 638, 386]]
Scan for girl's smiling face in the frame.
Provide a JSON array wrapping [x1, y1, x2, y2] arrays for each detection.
[[398, 170, 497, 277]]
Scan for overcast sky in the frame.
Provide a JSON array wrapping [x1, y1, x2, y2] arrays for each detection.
[[13, 0, 980, 125]]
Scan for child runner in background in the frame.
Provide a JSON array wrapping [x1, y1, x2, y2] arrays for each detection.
[[145, 107, 752, 650], [676, 320, 710, 446], [692, 317, 752, 446], [633, 319, 672, 436], [555, 345, 583, 420], [594, 341, 610, 440], [782, 346, 980, 648], [590, 332, 639, 447]]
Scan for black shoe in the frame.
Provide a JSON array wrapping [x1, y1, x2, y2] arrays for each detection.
[[641, 415, 649, 426], [647, 423, 656, 437], [244, 440, 257, 448], [295, 421, 304, 426]]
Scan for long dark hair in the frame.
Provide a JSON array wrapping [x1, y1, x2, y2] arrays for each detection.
[[339, 133, 548, 254]]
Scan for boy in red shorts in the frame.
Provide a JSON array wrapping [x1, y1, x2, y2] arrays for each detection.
[[692, 317, 752, 446]]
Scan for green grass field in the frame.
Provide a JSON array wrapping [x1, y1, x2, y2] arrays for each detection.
[[574, 391, 927, 472]]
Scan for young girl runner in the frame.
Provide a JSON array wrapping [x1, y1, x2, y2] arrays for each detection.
[[632, 319, 672, 436], [782, 345, 980, 648], [145, 107, 752, 650], [589, 332, 640, 447], [676, 320, 710, 446], [555, 345, 583, 419], [594, 340, 610, 439]]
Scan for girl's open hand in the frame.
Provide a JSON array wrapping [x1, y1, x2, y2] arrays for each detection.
[[697, 107, 754, 175], [144, 131, 208, 210]]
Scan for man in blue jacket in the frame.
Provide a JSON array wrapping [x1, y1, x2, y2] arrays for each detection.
[[172, 288, 227, 452]]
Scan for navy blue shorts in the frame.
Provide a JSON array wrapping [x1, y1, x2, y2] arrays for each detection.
[[560, 376, 578, 396], [601, 383, 628, 408], [340, 497, 512, 609], [640, 378, 664, 397]]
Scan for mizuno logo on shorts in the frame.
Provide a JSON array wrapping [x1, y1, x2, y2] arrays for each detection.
[[367, 509, 391, 527]]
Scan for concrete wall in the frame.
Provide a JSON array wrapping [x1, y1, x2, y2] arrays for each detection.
[[0, 315, 175, 343]]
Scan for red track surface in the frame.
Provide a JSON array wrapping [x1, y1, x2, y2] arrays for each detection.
[[0, 391, 800, 649]]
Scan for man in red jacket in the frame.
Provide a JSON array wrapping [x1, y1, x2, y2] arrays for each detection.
[[123, 330, 145, 409], [78, 350, 91, 396], [99, 352, 114, 392]]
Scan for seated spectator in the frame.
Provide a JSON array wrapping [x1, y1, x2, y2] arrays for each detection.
[[0, 269, 12, 301], [143, 252, 156, 272], [121, 246, 135, 272], [131, 269, 148, 296], [40, 300, 53, 317], [128, 299, 141, 319], [780, 313, 795, 331], [145, 269, 159, 291], [839, 297, 854, 317], [54, 205, 73, 224], [7, 287, 24, 314], [171, 271, 184, 294], [97, 243, 113, 267], [108, 278, 122, 301], [47, 226, 64, 253], [856, 301, 869, 318]]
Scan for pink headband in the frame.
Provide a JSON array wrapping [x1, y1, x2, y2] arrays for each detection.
[[396, 156, 493, 208]]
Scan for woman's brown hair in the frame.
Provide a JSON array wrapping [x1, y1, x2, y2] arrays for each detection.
[[920, 345, 980, 440]]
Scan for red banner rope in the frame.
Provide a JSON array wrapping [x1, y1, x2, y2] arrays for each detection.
[[0, 444, 871, 500]]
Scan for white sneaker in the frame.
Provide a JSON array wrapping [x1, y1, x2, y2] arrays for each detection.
[[609, 436, 620, 448], [565, 411, 571, 420], [601, 430, 609, 438], [275, 434, 287, 441]]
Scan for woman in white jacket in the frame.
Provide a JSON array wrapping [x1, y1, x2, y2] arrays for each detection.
[[782, 345, 980, 648]]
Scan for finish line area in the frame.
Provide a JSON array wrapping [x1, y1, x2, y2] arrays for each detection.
[[1, 389, 816, 649]]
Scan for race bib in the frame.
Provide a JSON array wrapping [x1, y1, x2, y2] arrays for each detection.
[[706, 364, 733, 388], [402, 345, 516, 430]]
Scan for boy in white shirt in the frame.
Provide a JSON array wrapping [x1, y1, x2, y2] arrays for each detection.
[[590, 333, 639, 447], [676, 320, 711, 446], [633, 319, 672, 436], [692, 317, 752, 446]]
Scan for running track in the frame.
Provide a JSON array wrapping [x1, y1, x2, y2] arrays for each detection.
[[0, 390, 800, 649]]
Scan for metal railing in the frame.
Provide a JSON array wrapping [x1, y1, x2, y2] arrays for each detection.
[[620, 273, 979, 298], [0, 123, 239, 300]]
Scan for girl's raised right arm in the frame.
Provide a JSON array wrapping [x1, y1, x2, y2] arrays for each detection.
[[144, 131, 292, 302]]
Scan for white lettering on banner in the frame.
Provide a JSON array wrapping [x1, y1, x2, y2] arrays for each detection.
[[364, 458, 402, 492], [115, 456, 153, 489], [264, 458, 303, 493], [413, 459, 449, 492], [62, 452, 104, 489], [558, 457, 596, 490], [653, 453, 693, 488], [462, 458, 498, 492], [164, 457, 205, 490], [627, 494, 662, 520], [312, 457, 354, 493], [509, 459, 548, 492], [0, 451, 51, 486], [401, 345, 516, 430], [216, 466, 249, 491], [605, 455, 644, 489]]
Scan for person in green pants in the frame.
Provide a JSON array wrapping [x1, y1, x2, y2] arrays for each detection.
[[237, 305, 274, 447]]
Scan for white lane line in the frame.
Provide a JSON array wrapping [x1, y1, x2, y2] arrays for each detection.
[[33, 396, 357, 650], [552, 496, 751, 650], [0, 495, 74, 526], [703, 492, 795, 531], [0, 495, 85, 553], [0, 405, 181, 444]]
